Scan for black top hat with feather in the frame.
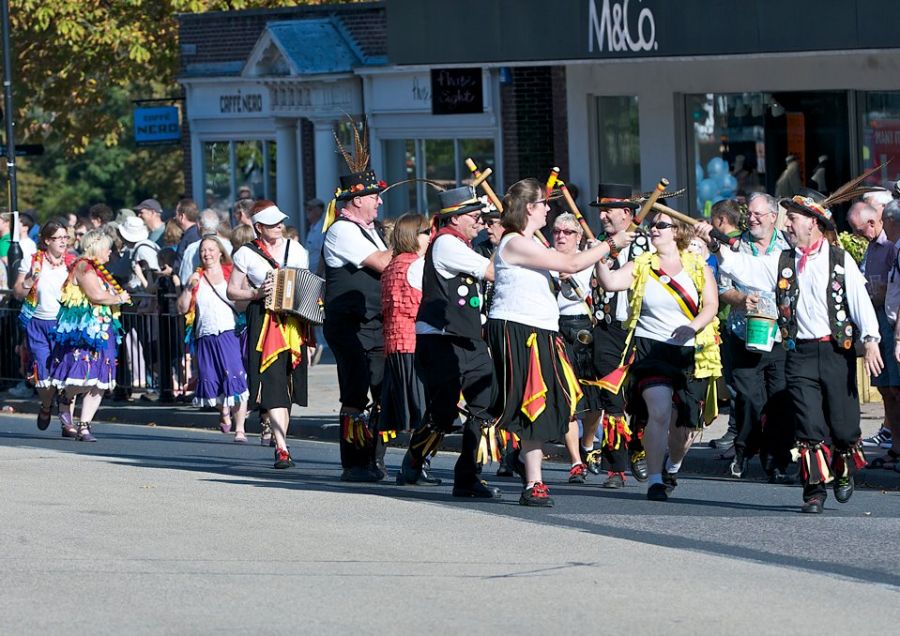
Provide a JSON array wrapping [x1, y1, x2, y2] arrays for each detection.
[[781, 163, 889, 231]]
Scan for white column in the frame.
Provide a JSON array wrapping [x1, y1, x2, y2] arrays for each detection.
[[191, 132, 204, 205], [311, 118, 338, 202], [274, 118, 299, 226]]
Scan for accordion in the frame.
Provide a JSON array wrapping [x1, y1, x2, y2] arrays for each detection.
[[264, 267, 325, 325]]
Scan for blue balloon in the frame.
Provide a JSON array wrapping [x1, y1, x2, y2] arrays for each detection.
[[717, 173, 737, 194], [698, 177, 717, 202], [695, 163, 705, 183], [706, 157, 727, 176]]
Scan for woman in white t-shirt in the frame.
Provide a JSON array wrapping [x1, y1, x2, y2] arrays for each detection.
[[227, 201, 311, 469], [486, 178, 629, 508], [178, 237, 249, 442], [594, 211, 720, 502], [12, 220, 77, 435]]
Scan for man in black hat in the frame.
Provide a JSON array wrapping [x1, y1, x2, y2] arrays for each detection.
[[699, 190, 882, 514], [580, 183, 649, 488], [397, 185, 501, 499], [323, 168, 392, 482]]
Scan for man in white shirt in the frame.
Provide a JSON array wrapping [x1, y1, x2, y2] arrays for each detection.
[[699, 190, 882, 514], [323, 168, 392, 483], [397, 186, 500, 499]]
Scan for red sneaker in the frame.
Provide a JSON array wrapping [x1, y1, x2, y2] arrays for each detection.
[[519, 482, 554, 507], [568, 463, 588, 484]]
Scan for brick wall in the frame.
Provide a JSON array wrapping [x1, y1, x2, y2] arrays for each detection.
[[500, 66, 569, 190]]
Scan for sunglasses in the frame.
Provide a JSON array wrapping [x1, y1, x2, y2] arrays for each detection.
[[649, 221, 675, 230], [529, 199, 549, 207], [75, 231, 86, 237], [418, 230, 431, 236], [552, 228, 579, 236]]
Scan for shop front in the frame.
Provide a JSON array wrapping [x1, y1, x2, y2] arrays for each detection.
[[388, 0, 900, 218]]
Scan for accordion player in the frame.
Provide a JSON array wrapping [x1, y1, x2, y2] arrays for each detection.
[[264, 267, 325, 325]]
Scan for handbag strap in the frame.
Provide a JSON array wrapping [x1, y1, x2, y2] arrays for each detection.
[[202, 271, 239, 317]]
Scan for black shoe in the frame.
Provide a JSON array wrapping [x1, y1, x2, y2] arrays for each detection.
[[568, 463, 588, 484], [729, 456, 748, 479], [662, 470, 678, 493], [581, 448, 603, 475], [396, 463, 442, 486], [768, 468, 794, 485], [801, 497, 824, 514], [273, 448, 294, 469], [452, 480, 501, 499], [647, 483, 668, 501], [496, 456, 514, 477], [601, 472, 626, 489], [519, 482, 554, 507], [341, 466, 379, 482], [373, 459, 388, 482], [834, 475, 854, 504], [630, 451, 648, 482], [36, 406, 52, 431], [709, 431, 735, 450]]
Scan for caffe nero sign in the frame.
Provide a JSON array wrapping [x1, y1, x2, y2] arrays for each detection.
[[387, 0, 899, 65]]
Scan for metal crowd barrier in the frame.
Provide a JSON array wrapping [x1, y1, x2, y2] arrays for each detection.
[[0, 288, 190, 400]]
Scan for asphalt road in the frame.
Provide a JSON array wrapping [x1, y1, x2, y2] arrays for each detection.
[[1, 415, 898, 634]]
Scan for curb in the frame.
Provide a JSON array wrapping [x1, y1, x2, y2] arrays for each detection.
[[3, 395, 899, 491]]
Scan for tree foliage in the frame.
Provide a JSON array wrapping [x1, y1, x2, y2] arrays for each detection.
[[5, 1, 352, 216]]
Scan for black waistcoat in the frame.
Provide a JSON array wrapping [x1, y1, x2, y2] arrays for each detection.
[[417, 234, 483, 340], [324, 218, 384, 324]]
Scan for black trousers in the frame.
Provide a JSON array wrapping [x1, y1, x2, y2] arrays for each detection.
[[413, 334, 495, 484], [785, 339, 861, 500], [324, 318, 385, 468], [728, 333, 792, 470]]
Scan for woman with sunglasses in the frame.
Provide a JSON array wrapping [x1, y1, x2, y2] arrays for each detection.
[[551, 213, 605, 485], [378, 213, 431, 455], [13, 220, 77, 435], [228, 200, 311, 468], [594, 211, 721, 502], [487, 178, 629, 507], [178, 236, 249, 443]]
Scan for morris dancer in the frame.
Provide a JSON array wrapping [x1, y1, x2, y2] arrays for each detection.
[[595, 210, 721, 502], [180, 237, 249, 443], [228, 201, 310, 468], [488, 178, 625, 507], [698, 186, 882, 514], [397, 186, 499, 497], [12, 220, 76, 435], [584, 185, 649, 488], [551, 213, 604, 484], [322, 130, 392, 482], [48, 229, 130, 442], [379, 213, 432, 477]]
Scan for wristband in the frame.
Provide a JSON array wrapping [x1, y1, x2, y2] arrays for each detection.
[[605, 237, 619, 259]]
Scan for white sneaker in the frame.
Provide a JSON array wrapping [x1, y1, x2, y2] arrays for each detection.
[[862, 427, 893, 449], [8, 382, 33, 398]]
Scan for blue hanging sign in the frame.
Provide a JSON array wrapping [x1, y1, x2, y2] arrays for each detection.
[[134, 106, 181, 145]]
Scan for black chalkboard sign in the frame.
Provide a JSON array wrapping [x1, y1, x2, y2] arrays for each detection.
[[430, 68, 483, 115]]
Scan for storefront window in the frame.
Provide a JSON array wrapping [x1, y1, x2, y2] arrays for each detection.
[[861, 91, 900, 187], [381, 137, 495, 217], [202, 139, 276, 213], [594, 96, 640, 188], [686, 91, 850, 216]]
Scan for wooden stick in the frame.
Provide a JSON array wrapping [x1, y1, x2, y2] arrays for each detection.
[[558, 181, 595, 241], [650, 201, 738, 246], [471, 167, 493, 188], [630, 177, 669, 230], [464, 158, 504, 214]]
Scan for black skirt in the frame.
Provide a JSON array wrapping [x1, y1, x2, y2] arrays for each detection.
[[626, 336, 708, 430], [245, 300, 308, 411], [379, 352, 426, 432], [558, 315, 604, 413], [487, 319, 577, 442]]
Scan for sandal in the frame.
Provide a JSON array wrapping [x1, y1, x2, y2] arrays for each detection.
[[868, 449, 899, 470], [260, 418, 272, 445], [36, 406, 52, 431], [219, 412, 232, 434], [234, 432, 248, 444]]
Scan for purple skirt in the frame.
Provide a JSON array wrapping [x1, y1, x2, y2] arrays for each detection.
[[26, 318, 56, 387], [49, 326, 118, 391], [193, 330, 249, 407]]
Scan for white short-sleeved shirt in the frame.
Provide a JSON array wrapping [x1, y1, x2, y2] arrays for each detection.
[[232, 239, 309, 288], [634, 268, 700, 346], [19, 237, 36, 270], [323, 219, 387, 268], [195, 279, 236, 338], [407, 256, 425, 290], [557, 264, 594, 316]]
